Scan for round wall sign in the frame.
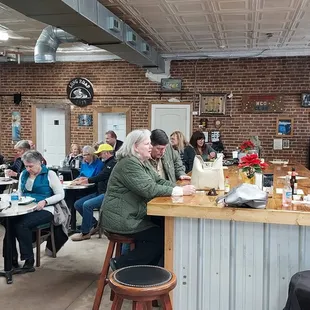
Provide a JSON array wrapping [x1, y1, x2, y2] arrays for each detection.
[[67, 77, 94, 107]]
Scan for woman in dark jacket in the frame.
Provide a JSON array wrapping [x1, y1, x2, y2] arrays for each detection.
[[101, 129, 196, 270], [184, 131, 217, 173], [6, 140, 31, 178]]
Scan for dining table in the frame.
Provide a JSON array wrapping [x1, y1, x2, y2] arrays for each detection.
[[62, 181, 96, 233], [0, 177, 18, 193], [0, 196, 36, 284]]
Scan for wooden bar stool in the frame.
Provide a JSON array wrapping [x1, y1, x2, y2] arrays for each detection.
[[108, 265, 177, 310], [93, 230, 135, 310]]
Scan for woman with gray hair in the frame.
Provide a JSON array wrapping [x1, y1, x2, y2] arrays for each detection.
[[7, 150, 65, 271], [5, 140, 31, 178], [99, 129, 196, 271], [77, 145, 104, 178]]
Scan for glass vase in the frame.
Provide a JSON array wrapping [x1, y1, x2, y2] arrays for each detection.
[[240, 170, 255, 184]]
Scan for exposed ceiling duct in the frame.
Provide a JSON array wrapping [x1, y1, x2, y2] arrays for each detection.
[[34, 26, 77, 63], [0, 0, 165, 73]]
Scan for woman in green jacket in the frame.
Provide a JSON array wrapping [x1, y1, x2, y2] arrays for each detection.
[[101, 129, 196, 269]]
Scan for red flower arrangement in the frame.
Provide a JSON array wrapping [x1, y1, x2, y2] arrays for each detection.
[[239, 140, 255, 152], [238, 153, 268, 178]]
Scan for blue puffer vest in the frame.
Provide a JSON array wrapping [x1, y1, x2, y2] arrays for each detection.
[[20, 165, 53, 202]]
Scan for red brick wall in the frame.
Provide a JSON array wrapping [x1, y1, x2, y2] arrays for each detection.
[[0, 58, 309, 166]]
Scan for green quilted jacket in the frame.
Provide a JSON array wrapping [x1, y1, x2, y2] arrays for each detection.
[[100, 156, 174, 234]]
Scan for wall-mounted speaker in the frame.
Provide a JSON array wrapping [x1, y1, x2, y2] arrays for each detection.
[[13, 93, 22, 105]]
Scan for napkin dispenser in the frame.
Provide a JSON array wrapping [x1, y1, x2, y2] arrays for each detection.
[[191, 156, 225, 190]]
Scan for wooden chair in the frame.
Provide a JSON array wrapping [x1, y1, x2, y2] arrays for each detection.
[[108, 265, 177, 310], [33, 222, 56, 267], [93, 230, 135, 310]]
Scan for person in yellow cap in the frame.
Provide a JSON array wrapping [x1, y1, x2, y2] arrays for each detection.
[[71, 144, 117, 241]]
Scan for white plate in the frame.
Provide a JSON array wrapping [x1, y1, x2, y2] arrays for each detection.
[[18, 197, 36, 205], [0, 201, 10, 211]]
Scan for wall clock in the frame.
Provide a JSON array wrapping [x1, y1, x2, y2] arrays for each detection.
[[215, 120, 222, 128]]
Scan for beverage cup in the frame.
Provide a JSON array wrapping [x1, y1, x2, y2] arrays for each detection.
[[4, 169, 9, 178], [232, 151, 238, 159]]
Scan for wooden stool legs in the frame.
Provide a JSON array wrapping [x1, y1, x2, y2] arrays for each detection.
[[111, 295, 124, 310], [160, 294, 173, 310], [132, 301, 152, 310], [93, 240, 115, 310], [93, 236, 135, 310], [110, 293, 172, 310]]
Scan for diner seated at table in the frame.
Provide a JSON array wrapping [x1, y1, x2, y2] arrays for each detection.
[[27, 140, 47, 165], [105, 130, 123, 153], [183, 131, 217, 173], [93, 140, 104, 151], [170, 130, 190, 170], [149, 129, 191, 183], [63, 143, 83, 168], [71, 144, 116, 241], [101, 129, 196, 270], [4, 140, 31, 178], [76, 146, 104, 178], [5, 150, 65, 272]]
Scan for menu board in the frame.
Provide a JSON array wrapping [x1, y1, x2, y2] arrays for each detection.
[[242, 94, 284, 113]]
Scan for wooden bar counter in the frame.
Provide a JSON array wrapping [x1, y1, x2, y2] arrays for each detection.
[[147, 163, 310, 310]]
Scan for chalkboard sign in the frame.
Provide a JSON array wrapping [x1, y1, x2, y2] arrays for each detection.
[[242, 94, 284, 113]]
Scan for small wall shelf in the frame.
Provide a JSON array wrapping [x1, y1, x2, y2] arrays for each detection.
[[155, 91, 194, 100]]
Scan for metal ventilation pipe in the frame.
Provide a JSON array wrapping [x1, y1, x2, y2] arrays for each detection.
[[34, 26, 77, 63]]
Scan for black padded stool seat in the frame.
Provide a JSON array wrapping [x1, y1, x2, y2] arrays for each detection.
[[283, 270, 310, 310], [114, 265, 172, 288], [108, 265, 177, 310]]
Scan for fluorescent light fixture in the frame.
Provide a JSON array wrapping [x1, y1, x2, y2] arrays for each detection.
[[0, 31, 8, 41]]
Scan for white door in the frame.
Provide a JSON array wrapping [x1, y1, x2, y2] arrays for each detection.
[[151, 104, 192, 140], [36, 108, 66, 166], [98, 112, 127, 142]]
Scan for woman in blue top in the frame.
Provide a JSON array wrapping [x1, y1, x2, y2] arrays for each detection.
[[7, 150, 65, 272], [78, 145, 104, 178]]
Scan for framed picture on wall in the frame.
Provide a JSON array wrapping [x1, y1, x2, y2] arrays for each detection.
[[282, 139, 290, 149], [301, 93, 310, 107], [160, 78, 182, 92], [78, 114, 93, 126], [199, 93, 226, 115], [276, 117, 293, 136], [211, 130, 221, 142]]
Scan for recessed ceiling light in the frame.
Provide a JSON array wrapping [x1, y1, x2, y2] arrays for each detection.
[[0, 32, 9, 41]]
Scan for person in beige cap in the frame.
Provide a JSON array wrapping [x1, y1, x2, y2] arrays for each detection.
[[71, 144, 117, 241]]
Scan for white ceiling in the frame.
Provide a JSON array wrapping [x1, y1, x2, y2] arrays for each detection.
[[2, 0, 310, 60]]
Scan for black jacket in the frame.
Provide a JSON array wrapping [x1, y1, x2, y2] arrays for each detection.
[[88, 156, 117, 194], [183, 145, 196, 173], [114, 140, 123, 152]]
